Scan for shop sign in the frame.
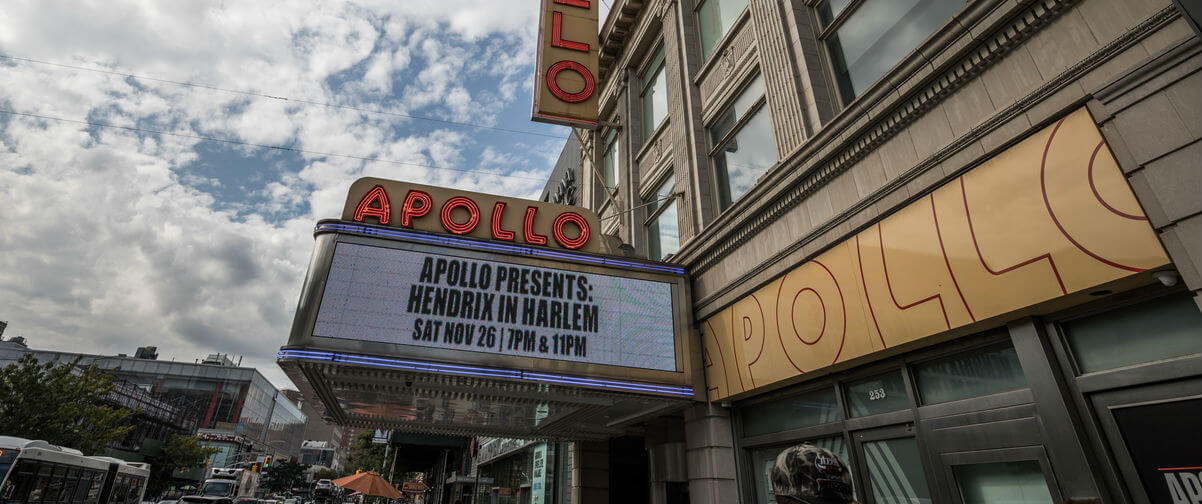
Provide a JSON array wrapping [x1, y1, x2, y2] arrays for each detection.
[[532, 0, 599, 127], [343, 178, 601, 253], [530, 443, 548, 504], [312, 241, 678, 371], [197, 431, 245, 444], [401, 482, 429, 494], [699, 108, 1171, 401], [476, 438, 535, 465], [1111, 398, 1202, 503]]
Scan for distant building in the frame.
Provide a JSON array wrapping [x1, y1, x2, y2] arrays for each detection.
[[0, 338, 306, 481], [282, 390, 345, 471], [298, 440, 338, 471]]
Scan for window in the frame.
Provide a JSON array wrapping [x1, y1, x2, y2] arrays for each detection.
[[741, 387, 839, 437], [819, 0, 964, 104], [42, 466, 64, 504], [709, 74, 776, 209], [749, 436, 852, 504], [953, 461, 1054, 504], [640, 47, 669, 143], [601, 128, 619, 191], [697, 0, 748, 60], [914, 344, 1028, 405], [6, 460, 39, 504], [1062, 294, 1202, 373], [646, 177, 680, 261], [844, 370, 909, 417], [862, 437, 931, 504]]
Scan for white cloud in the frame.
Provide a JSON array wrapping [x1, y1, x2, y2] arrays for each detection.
[[0, 0, 569, 389]]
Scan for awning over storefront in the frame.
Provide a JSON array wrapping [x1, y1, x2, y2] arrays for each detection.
[[279, 346, 692, 440]]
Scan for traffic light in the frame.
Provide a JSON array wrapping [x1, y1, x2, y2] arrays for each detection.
[[251, 464, 259, 472], [263, 456, 272, 469]]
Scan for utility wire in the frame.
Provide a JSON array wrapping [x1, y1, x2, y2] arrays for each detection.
[[0, 109, 550, 182], [0, 53, 568, 140]]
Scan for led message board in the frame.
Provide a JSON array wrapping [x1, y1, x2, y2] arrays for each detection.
[[313, 240, 677, 371]]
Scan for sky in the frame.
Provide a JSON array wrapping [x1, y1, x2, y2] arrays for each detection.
[[0, 0, 608, 388]]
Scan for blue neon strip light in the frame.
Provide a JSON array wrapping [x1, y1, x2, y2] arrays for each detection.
[[277, 349, 695, 397], [314, 222, 687, 275]]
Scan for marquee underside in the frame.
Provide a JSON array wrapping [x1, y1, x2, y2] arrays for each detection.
[[279, 351, 692, 441]]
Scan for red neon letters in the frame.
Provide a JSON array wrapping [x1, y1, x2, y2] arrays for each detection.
[[545, 0, 595, 105], [439, 196, 481, 235], [551, 12, 589, 52], [354, 185, 391, 225], [546, 61, 595, 104], [352, 189, 591, 249], [491, 202, 516, 241], [400, 190, 432, 227], [552, 211, 590, 249], [523, 207, 549, 246]]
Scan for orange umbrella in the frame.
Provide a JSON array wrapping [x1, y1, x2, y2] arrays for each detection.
[[331, 471, 404, 499]]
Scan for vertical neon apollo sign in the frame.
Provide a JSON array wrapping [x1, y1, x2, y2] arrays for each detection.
[[532, 0, 600, 128]]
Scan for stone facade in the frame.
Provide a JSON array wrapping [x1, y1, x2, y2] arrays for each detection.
[[567, 0, 1202, 502]]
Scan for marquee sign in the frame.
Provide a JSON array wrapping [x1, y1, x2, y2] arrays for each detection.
[[283, 177, 698, 399], [532, 0, 599, 127], [343, 177, 602, 253], [313, 240, 677, 371]]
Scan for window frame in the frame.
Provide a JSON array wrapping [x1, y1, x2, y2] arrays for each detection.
[[694, 0, 751, 62], [810, 0, 963, 106], [732, 329, 1029, 504], [638, 44, 670, 145], [601, 127, 620, 192], [643, 174, 681, 261], [940, 446, 1062, 504], [706, 72, 773, 210]]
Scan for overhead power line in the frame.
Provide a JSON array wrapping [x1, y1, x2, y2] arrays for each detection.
[[0, 109, 550, 182], [0, 53, 568, 140]]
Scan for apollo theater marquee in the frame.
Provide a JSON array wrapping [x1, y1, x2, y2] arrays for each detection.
[[278, 178, 703, 439]]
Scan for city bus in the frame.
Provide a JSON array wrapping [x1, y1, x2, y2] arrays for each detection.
[[0, 437, 150, 504]]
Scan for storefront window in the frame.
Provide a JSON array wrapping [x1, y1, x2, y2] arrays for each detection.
[[862, 437, 930, 504], [749, 436, 852, 504], [914, 344, 1027, 405], [1062, 294, 1202, 373], [844, 370, 909, 417], [646, 177, 679, 261], [822, 0, 964, 104], [953, 461, 1054, 504], [697, 0, 748, 60], [476, 444, 557, 504], [741, 387, 839, 437], [641, 46, 669, 144], [710, 74, 775, 209]]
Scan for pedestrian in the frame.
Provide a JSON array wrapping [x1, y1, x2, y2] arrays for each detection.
[[769, 443, 858, 504]]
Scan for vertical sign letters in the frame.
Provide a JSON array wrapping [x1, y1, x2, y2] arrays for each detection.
[[532, 0, 600, 127]]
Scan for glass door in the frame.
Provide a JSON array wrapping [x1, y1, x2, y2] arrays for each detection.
[[851, 424, 933, 504], [1089, 378, 1202, 504]]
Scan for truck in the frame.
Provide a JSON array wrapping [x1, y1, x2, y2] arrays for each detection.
[[180, 468, 260, 504]]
